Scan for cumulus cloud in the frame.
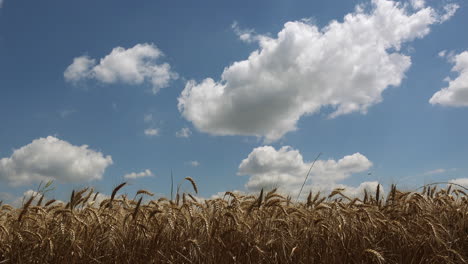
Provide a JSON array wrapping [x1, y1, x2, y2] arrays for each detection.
[[410, 0, 425, 9], [338, 181, 383, 198], [124, 169, 154, 179], [176, 127, 191, 138], [64, 56, 96, 83], [237, 146, 373, 196], [178, 0, 457, 142], [449, 178, 468, 188], [430, 51, 468, 106], [12, 190, 41, 207], [0, 136, 113, 186], [64, 43, 178, 94], [144, 128, 159, 136]]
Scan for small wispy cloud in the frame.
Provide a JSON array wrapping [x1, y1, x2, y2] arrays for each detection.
[[124, 169, 154, 179], [439, 4, 459, 23], [423, 168, 446, 175], [144, 128, 159, 137], [186, 161, 200, 167], [423, 168, 456, 176], [176, 127, 191, 138], [231, 21, 258, 43], [144, 113, 153, 123], [59, 109, 76, 118], [438, 50, 447, 58]]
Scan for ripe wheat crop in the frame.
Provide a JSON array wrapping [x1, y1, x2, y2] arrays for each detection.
[[0, 182, 466, 263]]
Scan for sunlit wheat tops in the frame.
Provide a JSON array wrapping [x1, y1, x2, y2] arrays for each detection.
[[0, 181, 467, 263]]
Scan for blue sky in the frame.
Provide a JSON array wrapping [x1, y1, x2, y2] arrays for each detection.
[[0, 0, 467, 204]]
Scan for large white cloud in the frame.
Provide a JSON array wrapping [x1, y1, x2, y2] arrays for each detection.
[[64, 43, 178, 94], [430, 51, 468, 106], [178, 0, 457, 142], [238, 146, 373, 196], [0, 136, 113, 186]]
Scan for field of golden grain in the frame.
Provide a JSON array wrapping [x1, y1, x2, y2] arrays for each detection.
[[0, 180, 467, 264]]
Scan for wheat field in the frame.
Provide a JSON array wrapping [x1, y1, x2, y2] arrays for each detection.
[[0, 180, 467, 264]]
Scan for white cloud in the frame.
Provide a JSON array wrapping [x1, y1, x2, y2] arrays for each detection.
[[338, 181, 383, 198], [0, 136, 113, 186], [12, 190, 41, 207], [79, 192, 110, 208], [124, 169, 154, 179], [1, 189, 65, 208], [90, 192, 110, 207], [430, 51, 468, 106], [144, 128, 159, 136], [438, 50, 447, 58], [439, 4, 459, 23], [448, 178, 468, 187], [410, 0, 425, 9], [178, 0, 457, 142], [176, 127, 191, 138], [238, 146, 372, 196], [64, 43, 178, 94], [186, 161, 200, 167], [210, 190, 244, 200], [64, 56, 96, 83], [231, 21, 258, 43]]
